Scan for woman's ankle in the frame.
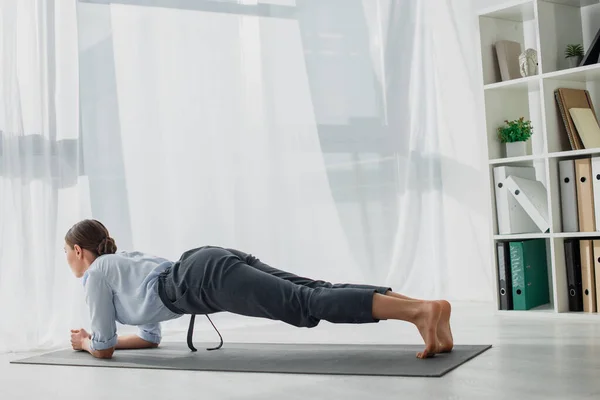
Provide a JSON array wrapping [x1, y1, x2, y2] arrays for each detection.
[[372, 293, 426, 323]]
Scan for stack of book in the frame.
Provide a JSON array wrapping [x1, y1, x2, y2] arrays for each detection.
[[496, 238, 550, 311], [555, 88, 600, 314], [560, 158, 600, 313], [563, 239, 599, 313], [555, 88, 600, 151], [558, 157, 600, 233]]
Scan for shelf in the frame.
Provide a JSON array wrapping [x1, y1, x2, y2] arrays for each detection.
[[544, 0, 600, 7], [548, 148, 600, 159], [498, 310, 600, 320], [497, 303, 555, 313], [480, 0, 600, 318], [494, 233, 551, 240], [478, 0, 535, 22], [492, 231, 600, 241], [484, 75, 540, 91], [553, 312, 600, 321], [496, 305, 600, 319], [542, 63, 600, 82], [553, 232, 600, 238], [489, 154, 545, 165]]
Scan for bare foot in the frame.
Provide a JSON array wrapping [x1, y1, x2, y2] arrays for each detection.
[[436, 300, 453, 353], [414, 301, 442, 359]]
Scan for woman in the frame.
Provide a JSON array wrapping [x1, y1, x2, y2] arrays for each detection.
[[66, 219, 453, 360]]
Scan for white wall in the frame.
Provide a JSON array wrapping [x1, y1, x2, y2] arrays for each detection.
[[473, 0, 511, 12]]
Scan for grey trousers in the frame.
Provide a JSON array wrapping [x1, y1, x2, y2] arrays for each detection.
[[158, 246, 392, 327]]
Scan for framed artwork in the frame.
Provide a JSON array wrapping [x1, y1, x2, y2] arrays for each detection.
[[580, 27, 600, 66]]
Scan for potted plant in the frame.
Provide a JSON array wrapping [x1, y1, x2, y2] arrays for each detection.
[[497, 117, 533, 157], [565, 44, 584, 68]]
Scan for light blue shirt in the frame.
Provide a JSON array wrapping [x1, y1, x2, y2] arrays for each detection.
[[82, 251, 183, 351]]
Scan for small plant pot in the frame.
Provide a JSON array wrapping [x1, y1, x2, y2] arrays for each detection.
[[505, 141, 527, 158], [567, 56, 582, 68]]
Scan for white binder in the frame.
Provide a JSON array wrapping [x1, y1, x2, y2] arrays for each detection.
[[559, 159, 579, 232], [504, 175, 550, 233], [493, 166, 539, 234], [592, 156, 600, 232]]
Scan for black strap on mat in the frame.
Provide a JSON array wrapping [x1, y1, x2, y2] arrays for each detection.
[[187, 314, 223, 352]]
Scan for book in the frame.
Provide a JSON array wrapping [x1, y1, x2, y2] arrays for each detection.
[[594, 240, 600, 312], [575, 158, 596, 232], [564, 239, 583, 312], [592, 156, 600, 231], [497, 242, 513, 310], [494, 40, 522, 81], [555, 90, 579, 150], [568, 108, 600, 149], [504, 176, 550, 233], [580, 239, 597, 312], [493, 166, 539, 234], [559, 159, 579, 232], [509, 239, 550, 311], [555, 88, 598, 150]]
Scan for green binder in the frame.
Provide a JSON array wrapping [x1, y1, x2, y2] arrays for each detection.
[[509, 239, 550, 310]]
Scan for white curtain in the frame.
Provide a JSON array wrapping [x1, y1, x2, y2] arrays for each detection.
[[0, 0, 91, 352], [0, 0, 494, 353]]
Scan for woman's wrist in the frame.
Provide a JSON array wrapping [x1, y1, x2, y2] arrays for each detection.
[[82, 337, 92, 354]]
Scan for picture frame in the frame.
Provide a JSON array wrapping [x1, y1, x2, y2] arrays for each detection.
[[580, 27, 600, 66]]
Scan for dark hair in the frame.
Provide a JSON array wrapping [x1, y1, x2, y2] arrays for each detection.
[[65, 219, 117, 256]]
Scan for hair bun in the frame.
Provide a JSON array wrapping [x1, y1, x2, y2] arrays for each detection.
[[97, 237, 117, 255]]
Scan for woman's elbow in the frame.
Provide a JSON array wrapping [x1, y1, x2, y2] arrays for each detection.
[[95, 347, 115, 359]]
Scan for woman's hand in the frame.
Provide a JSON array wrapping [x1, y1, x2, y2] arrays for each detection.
[[70, 328, 91, 351]]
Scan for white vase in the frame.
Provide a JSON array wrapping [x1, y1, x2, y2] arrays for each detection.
[[506, 141, 527, 158], [567, 56, 582, 68], [519, 48, 538, 77]]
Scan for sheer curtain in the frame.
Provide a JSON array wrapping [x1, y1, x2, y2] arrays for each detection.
[[0, 0, 494, 352], [0, 0, 91, 352], [79, 0, 495, 316]]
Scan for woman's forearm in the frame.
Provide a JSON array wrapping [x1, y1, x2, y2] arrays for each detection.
[[78, 334, 155, 358], [116, 334, 159, 349]]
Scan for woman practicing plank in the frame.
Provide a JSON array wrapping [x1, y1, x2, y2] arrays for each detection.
[[66, 219, 453, 359]]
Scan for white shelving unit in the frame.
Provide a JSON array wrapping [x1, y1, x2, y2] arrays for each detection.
[[478, 0, 600, 316]]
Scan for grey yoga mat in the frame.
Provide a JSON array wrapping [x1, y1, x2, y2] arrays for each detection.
[[10, 342, 492, 377]]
